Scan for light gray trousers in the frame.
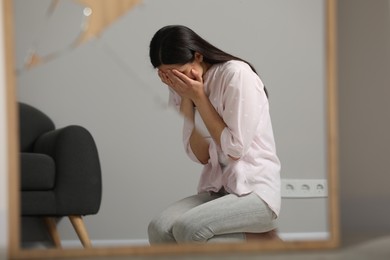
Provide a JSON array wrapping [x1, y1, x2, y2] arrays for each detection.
[[148, 191, 277, 244]]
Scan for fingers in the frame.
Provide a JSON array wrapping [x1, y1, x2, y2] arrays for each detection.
[[158, 69, 178, 85], [191, 69, 202, 83], [158, 69, 173, 86], [158, 70, 185, 96], [172, 69, 192, 85], [166, 70, 186, 88], [158, 69, 201, 93], [158, 70, 168, 83]]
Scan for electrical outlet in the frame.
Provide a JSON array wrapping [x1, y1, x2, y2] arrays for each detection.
[[281, 179, 328, 198]]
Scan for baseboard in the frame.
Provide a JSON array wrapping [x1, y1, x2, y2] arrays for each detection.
[[61, 239, 149, 248], [279, 232, 330, 241]]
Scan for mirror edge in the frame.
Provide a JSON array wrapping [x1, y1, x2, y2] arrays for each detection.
[[5, 0, 340, 258], [3, 0, 21, 258], [325, 0, 340, 249]]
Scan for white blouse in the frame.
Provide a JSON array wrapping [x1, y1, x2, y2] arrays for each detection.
[[169, 60, 281, 216]]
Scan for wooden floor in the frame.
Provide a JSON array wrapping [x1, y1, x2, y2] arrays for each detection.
[[8, 234, 390, 260], [57, 235, 390, 260]]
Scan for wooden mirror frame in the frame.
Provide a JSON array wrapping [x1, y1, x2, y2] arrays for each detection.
[[4, 0, 339, 258]]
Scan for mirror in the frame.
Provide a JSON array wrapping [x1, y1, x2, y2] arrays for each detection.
[[5, 0, 339, 258]]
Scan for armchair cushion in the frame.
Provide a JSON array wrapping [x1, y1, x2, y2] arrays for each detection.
[[20, 153, 55, 191], [19, 103, 55, 152], [33, 125, 102, 216]]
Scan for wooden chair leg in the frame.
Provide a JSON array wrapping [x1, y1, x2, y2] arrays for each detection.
[[43, 217, 62, 248], [68, 215, 92, 248]]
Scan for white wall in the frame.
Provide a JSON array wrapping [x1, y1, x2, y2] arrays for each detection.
[[14, 0, 327, 244]]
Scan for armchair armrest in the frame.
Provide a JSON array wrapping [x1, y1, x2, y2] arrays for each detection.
[[34, 125, 102, 216]]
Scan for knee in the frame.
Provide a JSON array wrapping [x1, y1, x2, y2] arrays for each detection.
[[172, 217, 212, 243], [147, 219, 161, 244], [147, 218, 174, 244]]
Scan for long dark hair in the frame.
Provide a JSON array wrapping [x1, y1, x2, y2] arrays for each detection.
[[149, 25, 268, 96]]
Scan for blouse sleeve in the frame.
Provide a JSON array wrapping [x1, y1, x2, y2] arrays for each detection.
[[168, 88, 180, 110], [220, 66, 268, 159], [169, 89, 202, 163]]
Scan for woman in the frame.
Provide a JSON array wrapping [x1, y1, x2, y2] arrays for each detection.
[[148, 25, 281, 244]]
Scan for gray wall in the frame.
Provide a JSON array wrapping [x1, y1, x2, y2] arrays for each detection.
[[14, 0, 328, 245], [0, 1, 9, 254], [338, 0, 390, 240]]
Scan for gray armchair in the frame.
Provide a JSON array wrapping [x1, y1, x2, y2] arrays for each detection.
[[19, 102, 102, 248]]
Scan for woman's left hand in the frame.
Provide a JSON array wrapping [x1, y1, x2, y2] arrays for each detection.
[[166, 69, 206, 103]]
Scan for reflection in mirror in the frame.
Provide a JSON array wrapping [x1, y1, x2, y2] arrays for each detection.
[[11, 0, 337, 253]]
